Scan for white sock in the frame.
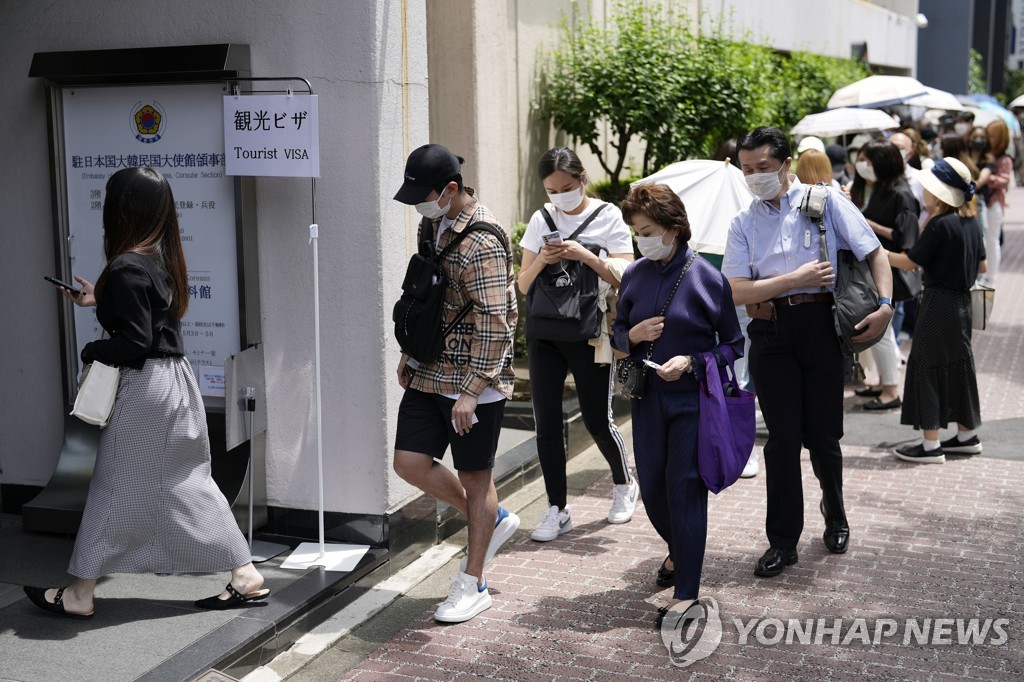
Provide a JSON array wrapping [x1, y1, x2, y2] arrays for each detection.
[[958, 429, 978, 441], [923, 438, 941, 452]]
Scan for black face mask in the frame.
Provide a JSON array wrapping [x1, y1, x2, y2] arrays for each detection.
[[970, 139, 988, 152]]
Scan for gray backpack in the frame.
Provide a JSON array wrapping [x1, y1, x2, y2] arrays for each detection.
[[799, 184, 883, 355]]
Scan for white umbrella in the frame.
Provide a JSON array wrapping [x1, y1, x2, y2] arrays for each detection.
[[904, 86, 965, 111], [1008, 93, 1024, 109], [827, 75, 928, 109], [965, 106, 1002, 128], [790, 108, 899, 137], [633, 160, 752, 255]]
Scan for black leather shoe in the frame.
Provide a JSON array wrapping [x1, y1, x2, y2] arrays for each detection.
[[656, 556, 674, 587], [820, 499, 850, 554], [754, 548, 798, 577]]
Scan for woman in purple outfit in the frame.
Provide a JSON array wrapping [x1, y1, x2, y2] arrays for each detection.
[[612, 183, 743, 626]]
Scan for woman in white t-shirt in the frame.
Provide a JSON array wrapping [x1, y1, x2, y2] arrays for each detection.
[[518, 147, 637, 542]]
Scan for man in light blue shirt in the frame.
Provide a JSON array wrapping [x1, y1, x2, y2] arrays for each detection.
[[723, 126, 893, 578]]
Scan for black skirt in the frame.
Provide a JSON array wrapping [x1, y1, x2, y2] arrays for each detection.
[[901, 287, 982, 430]]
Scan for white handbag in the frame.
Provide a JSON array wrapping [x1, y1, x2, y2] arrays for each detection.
[[70, 361, 121, 427], [970, 282, 995, 331]]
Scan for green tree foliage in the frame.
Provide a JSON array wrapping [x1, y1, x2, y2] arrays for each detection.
[[969, 48, 988, 95], [537, 0, 870, 196]]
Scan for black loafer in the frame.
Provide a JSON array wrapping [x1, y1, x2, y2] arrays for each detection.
[[754, 548, 798, 577], [23, 586, 94, 619], [820, 500, 850, 554], [656, 556, 674, 587], [854, 387, 882, 398]]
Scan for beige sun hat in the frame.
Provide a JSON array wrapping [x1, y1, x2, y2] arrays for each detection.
[[913, 156, 974, 208]]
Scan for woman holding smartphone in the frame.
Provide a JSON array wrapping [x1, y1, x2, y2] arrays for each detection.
[[517, 147, 636, 542], [26, 167, 268, 618]]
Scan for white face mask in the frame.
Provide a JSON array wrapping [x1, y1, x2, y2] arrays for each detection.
[[547, 185, 585, 212], [954, 123, 970, 136], [855, 160, 877, 183], [636, 232, 675, 261], [898, 148, 912, 162], [414, 191, 452, 219], [744, 165, 786, 200]]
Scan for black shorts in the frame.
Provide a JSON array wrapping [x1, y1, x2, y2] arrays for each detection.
[[394, 388, 506, 471]]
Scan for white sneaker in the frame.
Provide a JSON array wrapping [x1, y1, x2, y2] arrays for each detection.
[[607, 477, 639, 524], [740, 448, 759, 478], [530, 505, 573, 542], [433, 571, 491, 623], [460, 506, 521, 572]]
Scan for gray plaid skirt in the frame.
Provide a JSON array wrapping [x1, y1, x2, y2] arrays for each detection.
[[68, 356, 251, 579]]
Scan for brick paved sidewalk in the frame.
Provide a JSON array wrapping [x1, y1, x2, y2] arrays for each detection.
[[331, 209, 1024, 682]]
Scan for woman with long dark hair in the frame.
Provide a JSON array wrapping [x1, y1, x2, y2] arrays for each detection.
[[848, 141, 919, 411], [889, 158, 986, 462], [518, 147, 637, 541], [27, 167, 268, 618]]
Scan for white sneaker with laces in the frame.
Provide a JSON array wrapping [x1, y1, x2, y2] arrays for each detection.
[[740, 447, 759, 478], [459, 506, 521, 572], [607, 478, 639, 524], [530, 505, 573, 542], [433, 571, 491, 623]]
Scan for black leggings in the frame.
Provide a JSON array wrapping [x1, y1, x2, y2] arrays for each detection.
[[527, 337, 631, 509]]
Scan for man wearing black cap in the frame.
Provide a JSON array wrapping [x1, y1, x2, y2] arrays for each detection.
[[392, 144, 519, 623]]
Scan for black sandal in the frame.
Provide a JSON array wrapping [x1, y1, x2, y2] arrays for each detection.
[[854, 387, 882, 398], [656, 556, 674, 587], [195, 582, 271, 610], [23, 586, 94, 619]]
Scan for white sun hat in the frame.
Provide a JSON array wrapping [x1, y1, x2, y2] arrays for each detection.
[[796, 136, 826, 156], [913, 157, 975, 208]]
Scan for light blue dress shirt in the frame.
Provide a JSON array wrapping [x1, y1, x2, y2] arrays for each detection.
[[722, 178, 881, 298]]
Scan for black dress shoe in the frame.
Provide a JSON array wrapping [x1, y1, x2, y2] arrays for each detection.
[[23, 586, 93, 619], [820, 500, 850, 554], [754, 548, 798, 577], [656, 556, 674, 587]]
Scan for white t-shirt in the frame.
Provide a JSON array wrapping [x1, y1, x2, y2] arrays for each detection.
[[522, 199, 634, 255]]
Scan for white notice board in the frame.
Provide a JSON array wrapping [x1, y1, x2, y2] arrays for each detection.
[[223, 94, 320, 177], [61, 83, 240, 398]]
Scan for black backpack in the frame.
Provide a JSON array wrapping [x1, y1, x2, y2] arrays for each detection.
[[393, 216, 509, 363], [525, 204, 608, 342]]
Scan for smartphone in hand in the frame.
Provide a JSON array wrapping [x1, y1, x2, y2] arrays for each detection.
[[44, 276, 82, 296], [541, 232, 564, 246], [642, 359, 663, 370]]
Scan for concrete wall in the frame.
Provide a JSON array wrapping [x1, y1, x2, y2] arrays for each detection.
[[918, 0, 975, 93], [0, 0, 427, 516]]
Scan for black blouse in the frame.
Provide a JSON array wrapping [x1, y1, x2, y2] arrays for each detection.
[[81, 252, 186, 370], [909, 212, 986, 291], [862, 178, 920, 253]]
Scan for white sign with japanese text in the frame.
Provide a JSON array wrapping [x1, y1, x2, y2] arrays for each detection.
[[61, 83, 240, 399], [223, 94, 320, 177]]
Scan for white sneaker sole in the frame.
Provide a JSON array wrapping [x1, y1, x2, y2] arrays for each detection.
[[459, 511, 521, 572], [944, 444, 983, 454], [530, 518, 573, 542], [433, 592, 492, 623], [895, 452, 945, 464]]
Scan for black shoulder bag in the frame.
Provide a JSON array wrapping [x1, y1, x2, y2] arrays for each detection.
[[393, 217, 509, 363], [615, 251, 699, 399], [525, 203, 609, 342]]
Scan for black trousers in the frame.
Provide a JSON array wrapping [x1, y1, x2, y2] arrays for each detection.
[[528, 337, 631, 509], [747, 302, 846, 551]]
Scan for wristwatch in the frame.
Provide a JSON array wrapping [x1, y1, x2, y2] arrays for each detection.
[[878, 297, 894, 309]]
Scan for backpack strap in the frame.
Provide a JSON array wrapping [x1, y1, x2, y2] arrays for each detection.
[[438, 221, 512, 336], [540, 203, 609, 242]]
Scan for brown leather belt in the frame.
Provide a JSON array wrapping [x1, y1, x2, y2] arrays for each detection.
[[773, 293, 833, 306]]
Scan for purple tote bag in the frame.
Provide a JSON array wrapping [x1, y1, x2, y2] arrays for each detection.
[[697, 351, 756, 494]]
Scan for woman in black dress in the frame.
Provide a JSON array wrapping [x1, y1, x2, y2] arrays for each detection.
[[888, 158, 987, 463], [849, 140, 920, 411]]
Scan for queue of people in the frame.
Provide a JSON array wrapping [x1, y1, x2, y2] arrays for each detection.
[[29, 124, 991, 632]]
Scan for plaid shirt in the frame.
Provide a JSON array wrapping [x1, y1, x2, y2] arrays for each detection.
[[409, 200, 517, 398]]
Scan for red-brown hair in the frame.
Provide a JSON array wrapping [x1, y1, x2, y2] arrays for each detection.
[[620, 183, 691, 244]]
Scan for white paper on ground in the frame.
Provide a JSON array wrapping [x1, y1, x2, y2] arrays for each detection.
[[279, 542, 370, 572]]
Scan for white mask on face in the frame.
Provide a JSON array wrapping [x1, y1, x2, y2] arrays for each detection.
[[547, 185, 585, 212], [414, 190, 452, 219], [954, 123, 970, 136], [744, 165, 786, 200], [636, 232, 675, 261], [855, 160, 877, 183]]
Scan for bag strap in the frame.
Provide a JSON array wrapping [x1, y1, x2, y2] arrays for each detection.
[[645, 251, 699, 361], [540, 203, 609, 242], [439, 221, 512, 337], [799, 184, 831, 296]]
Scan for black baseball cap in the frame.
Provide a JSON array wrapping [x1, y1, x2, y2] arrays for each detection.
[[393, 144, 464, 204], [825, 144, 847, 171]]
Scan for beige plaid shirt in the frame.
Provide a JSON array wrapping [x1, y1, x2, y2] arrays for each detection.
[[409, 200, 517, 398]]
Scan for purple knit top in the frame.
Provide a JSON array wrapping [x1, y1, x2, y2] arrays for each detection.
[[612, 246, 743, 392]]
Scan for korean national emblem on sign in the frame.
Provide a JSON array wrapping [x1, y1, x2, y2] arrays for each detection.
[[130, 101, 166, 144]]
